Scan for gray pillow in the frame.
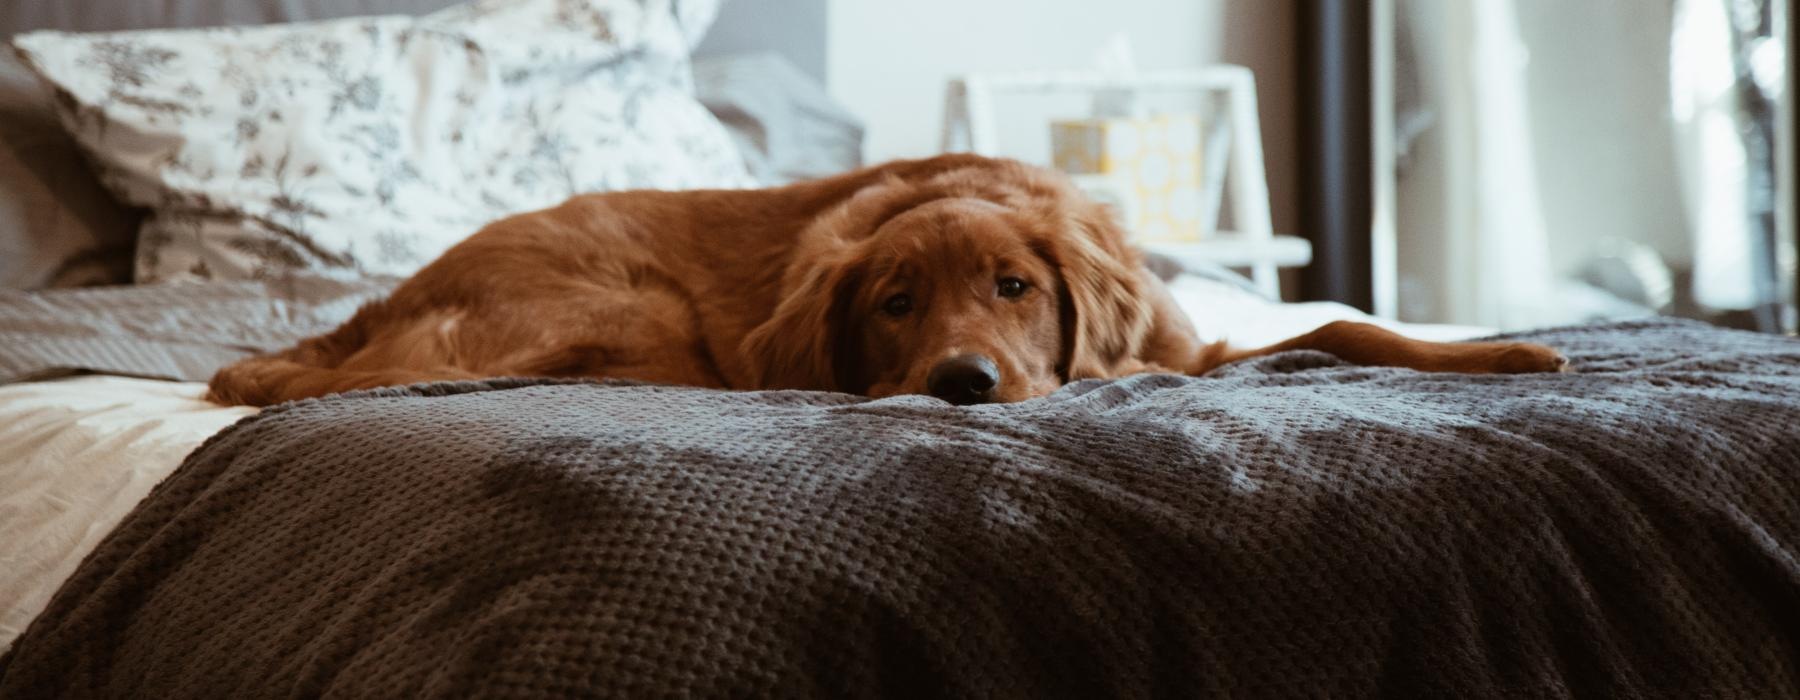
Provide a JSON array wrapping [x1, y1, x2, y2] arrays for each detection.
[[0, 52, 138, 288], [694, 52, 863, 184]]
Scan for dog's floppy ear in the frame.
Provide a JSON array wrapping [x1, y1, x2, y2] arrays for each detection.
[[1037, 209, 1154, 381], [740, 176, 945, 392], [741, 256, 863, 392]]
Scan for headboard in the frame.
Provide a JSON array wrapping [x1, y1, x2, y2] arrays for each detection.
[[0, 0, 826, 82]]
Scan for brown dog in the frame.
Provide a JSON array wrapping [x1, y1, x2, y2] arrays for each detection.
[[207, 154, 1565, 407]]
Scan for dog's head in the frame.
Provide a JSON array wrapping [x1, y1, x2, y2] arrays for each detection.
[[742, 161, 1153, 404]]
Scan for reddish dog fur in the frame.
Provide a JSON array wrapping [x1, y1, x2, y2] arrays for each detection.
[[208, 154, 1565, 407]]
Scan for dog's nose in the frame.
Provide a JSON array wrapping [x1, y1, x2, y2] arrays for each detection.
[[927, 353, 1000, 405]]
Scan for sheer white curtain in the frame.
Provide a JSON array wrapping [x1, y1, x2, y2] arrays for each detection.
[[1397, 0, 1556, 330]]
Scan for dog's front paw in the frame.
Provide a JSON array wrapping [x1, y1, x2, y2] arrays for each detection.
[[1493, 342, 1569, 374]]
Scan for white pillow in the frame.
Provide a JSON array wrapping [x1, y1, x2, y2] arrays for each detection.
[[14, 0, 751, 283]]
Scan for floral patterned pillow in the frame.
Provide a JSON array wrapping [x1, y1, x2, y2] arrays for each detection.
[[13, 0, 750, 283]]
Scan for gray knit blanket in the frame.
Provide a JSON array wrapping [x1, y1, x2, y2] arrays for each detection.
[[3, 320, 1798, 698]]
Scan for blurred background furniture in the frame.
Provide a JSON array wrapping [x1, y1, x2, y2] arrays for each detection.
[[943, 66, 1312, 299]]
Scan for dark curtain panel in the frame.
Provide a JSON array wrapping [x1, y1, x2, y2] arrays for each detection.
[[1298, 0, 1374, 310]]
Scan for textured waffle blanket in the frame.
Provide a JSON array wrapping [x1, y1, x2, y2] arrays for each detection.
[[3, 320, 1798, 698]]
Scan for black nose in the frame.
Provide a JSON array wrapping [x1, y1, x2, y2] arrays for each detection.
[[927, 354, 1000, 405]]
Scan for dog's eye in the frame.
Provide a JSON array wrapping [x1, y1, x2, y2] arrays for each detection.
[[882, 293, 913, 317], [997, 277, 1029, 298]]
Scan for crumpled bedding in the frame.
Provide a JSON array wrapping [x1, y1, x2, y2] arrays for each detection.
[[3, 319, 1796, 698], [0, 274, 392, 384]]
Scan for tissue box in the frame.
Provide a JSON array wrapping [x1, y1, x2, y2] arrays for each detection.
[[1050, 114, 1204, 242]]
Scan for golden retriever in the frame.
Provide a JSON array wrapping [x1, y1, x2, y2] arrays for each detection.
[[207, 154, 1565, 407]]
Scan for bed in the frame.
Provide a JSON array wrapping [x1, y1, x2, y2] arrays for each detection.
[[2, 1, 1798, 698]]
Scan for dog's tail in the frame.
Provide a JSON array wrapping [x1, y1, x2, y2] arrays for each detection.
[[206, 303, 475, 407]]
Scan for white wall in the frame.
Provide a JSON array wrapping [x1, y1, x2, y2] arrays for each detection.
[[824, 0, 1301, 236]]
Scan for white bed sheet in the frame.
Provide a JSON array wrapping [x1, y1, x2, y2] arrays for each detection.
[[1164, 274, 1491, 347], [0, 274, 1493, 652], [0, 377, 254, 651]]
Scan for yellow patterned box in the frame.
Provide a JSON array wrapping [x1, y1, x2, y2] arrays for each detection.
[[1050, 114, 1204, 242]]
